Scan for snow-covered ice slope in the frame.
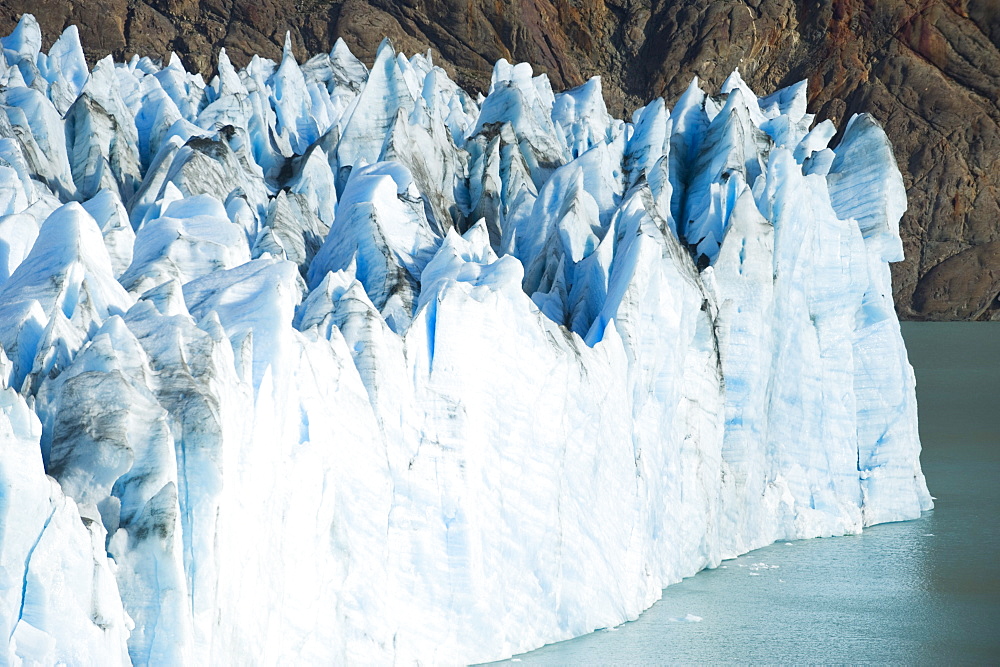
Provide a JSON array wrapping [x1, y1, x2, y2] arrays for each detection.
[[0, 14, 931, 664]]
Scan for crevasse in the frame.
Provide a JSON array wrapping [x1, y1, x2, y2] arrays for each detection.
[[0, 14, 931, 665]]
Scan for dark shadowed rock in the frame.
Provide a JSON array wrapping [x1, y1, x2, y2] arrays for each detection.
[[0, 0, 997, 319]]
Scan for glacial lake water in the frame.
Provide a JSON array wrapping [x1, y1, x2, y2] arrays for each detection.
[[505, 322, 1000, 665]]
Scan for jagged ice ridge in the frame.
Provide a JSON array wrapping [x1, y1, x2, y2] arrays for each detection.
[[0, 13, 932, 665]]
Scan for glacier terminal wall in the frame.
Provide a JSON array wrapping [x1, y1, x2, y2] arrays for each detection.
[[0, 15, 931, 664]]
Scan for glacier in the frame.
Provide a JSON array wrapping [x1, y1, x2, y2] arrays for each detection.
[[0, 13, 932, 665]]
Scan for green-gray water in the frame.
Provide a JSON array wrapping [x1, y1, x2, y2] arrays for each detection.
[[508, 322, 1000, 664]]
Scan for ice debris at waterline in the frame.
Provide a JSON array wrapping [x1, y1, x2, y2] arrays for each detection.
[[0, 13, 931, 665]]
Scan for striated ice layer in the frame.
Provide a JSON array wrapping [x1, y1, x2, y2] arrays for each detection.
[[0, 14, 931, 665]]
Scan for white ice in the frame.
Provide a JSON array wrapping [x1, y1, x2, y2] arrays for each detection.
[[0, 15, 931, 665]]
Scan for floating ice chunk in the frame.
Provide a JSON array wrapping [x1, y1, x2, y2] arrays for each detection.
[[667, 613, 703, 622]]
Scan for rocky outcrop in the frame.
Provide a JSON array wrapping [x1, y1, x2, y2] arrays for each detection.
[[1, 0, 997, 319]]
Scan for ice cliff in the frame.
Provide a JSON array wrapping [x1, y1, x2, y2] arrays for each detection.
[[0, 14, 932, 665]]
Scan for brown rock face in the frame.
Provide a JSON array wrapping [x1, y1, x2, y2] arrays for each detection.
[[1, 0, 997, 319]]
